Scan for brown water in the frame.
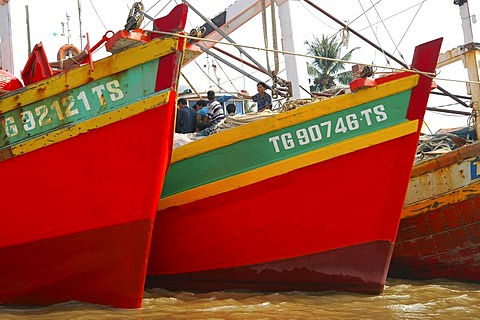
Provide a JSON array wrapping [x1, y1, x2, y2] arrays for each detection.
[[1, 279, 480, 319]]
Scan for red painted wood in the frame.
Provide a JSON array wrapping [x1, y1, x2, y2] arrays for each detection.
[[146, 38, 442, 294], [349, 77, 377, 92], [151, 4, 188, 39], [147, 240, 393, 294], [0, 3, 187, 308], [0, 95, 176, 308], [390, 195, 480, 282], [0, 219, 152, 308], [148, 132, 420, 292], [0, 69, 23, 92]]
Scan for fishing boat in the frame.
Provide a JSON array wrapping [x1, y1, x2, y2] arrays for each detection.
[[0, 3, 187, 308], [146, 37, 443, 294], [388, 140, 480, 282], [388, 0, 480, 283]]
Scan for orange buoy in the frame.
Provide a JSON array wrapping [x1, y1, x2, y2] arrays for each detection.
[[57, 44, 81, 61]]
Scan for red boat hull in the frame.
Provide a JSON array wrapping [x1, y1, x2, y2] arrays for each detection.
[[390, 195, 480, 281], [148, 241, 392, 294], [147, 132, 420, 293], [389, 142, 480, 282], [1, 219, 151, 307], [0, 4, 188, 308], [0, 103, 175, 308], [146, 39, 443, 294]]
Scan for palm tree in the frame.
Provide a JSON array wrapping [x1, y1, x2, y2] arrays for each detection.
[[305, 34, 359, 92]]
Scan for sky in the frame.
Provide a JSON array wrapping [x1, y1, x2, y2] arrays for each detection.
[[4, 0, 480, 133]]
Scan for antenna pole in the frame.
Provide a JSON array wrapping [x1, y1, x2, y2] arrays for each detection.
[[25, 5, 31, 56], [65, 12, 71, 44], [78, 0, 83, 48]]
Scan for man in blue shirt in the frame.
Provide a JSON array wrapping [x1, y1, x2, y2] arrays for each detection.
[[175, 98, 197, 133], [238, 81, 272, 112], [194, 99, 208, 123]]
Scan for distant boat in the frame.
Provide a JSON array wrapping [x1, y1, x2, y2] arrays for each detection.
[[387, 0, 480, 285], [145, 38, 442, 295], [389, 140, 480, 282], [0, 4, 187, 309]]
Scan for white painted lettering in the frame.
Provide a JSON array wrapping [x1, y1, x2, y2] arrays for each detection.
[[373, 105, 387, 122], [346, 114, 359, 130], [107, 80, 124, 101], [21, 110, 36, 131], [91, 85, 106, 105], [4, 116, 18, 137], [281, 133, 295, 150], [269, 136, 281, 153], [308, 125, 322, 141], [296, 128, 310, 145], [360, 109, 373, 125]]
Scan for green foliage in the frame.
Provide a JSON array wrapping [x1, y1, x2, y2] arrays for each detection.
[[244, 101, 255, 113], [305, 34, 359, 92]]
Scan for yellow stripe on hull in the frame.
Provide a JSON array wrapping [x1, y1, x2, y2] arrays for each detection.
[[402, 181, 480, 218], [172, 75, 420, 163], [159, 119, 419, 210], [0, 38, 180, 113], [7, 91, 171, 158]]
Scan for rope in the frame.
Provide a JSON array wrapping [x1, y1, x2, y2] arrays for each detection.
[[415, 130, 477, 162], [261, 0, 280, 95], [213, 110, 277, 133], [181, 72, 202, 99], [366, 0, 409, 66], [153, 31, 480, 91], [87, 0, 107, 30], [391, 0, 427, 60], [192, 59, 230, 94], [213, 56, 240, 93], [417, 134, 457, 155], [261, 0, 278, 78], [154, 30, 442, 79], [261, 0, 270, 74], [356, 0, 392, 67], [357, 1, 425, 33]]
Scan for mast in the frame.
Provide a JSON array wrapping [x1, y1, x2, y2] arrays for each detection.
[[0, 0, 14, 73], [276, 0, 310, 99], [456, 0, 480, 138]]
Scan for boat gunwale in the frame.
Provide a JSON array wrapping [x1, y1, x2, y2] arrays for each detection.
[[411, 141, 480, 177], [160, 119, 420, 210], [0, 36, 183, 113], [172, 74, 420, 163], [1, 90, 174, 162]]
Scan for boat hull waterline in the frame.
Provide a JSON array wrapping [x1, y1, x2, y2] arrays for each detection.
[[390, 142, 480, 282], [0, 4, 188, 309], [146, 38, 443, 294]]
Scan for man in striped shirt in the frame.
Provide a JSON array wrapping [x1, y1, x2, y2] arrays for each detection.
[[196, 90, 225, 132]]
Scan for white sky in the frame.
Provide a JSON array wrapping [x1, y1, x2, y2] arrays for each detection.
[[6, 0, 480, 133]]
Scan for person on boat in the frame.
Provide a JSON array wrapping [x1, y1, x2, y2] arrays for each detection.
[[226, 103, 237, 116], [194, 99, 208, 123], [238, 81, 272, 112], [195, 90, 225, 132], [175, 98, 197, 133]]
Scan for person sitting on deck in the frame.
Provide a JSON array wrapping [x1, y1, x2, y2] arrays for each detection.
[[175, 98, 197, 133], [226, 103, 237, 116], [195, 90, 225, 132], [194, 99, 208, 123]]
